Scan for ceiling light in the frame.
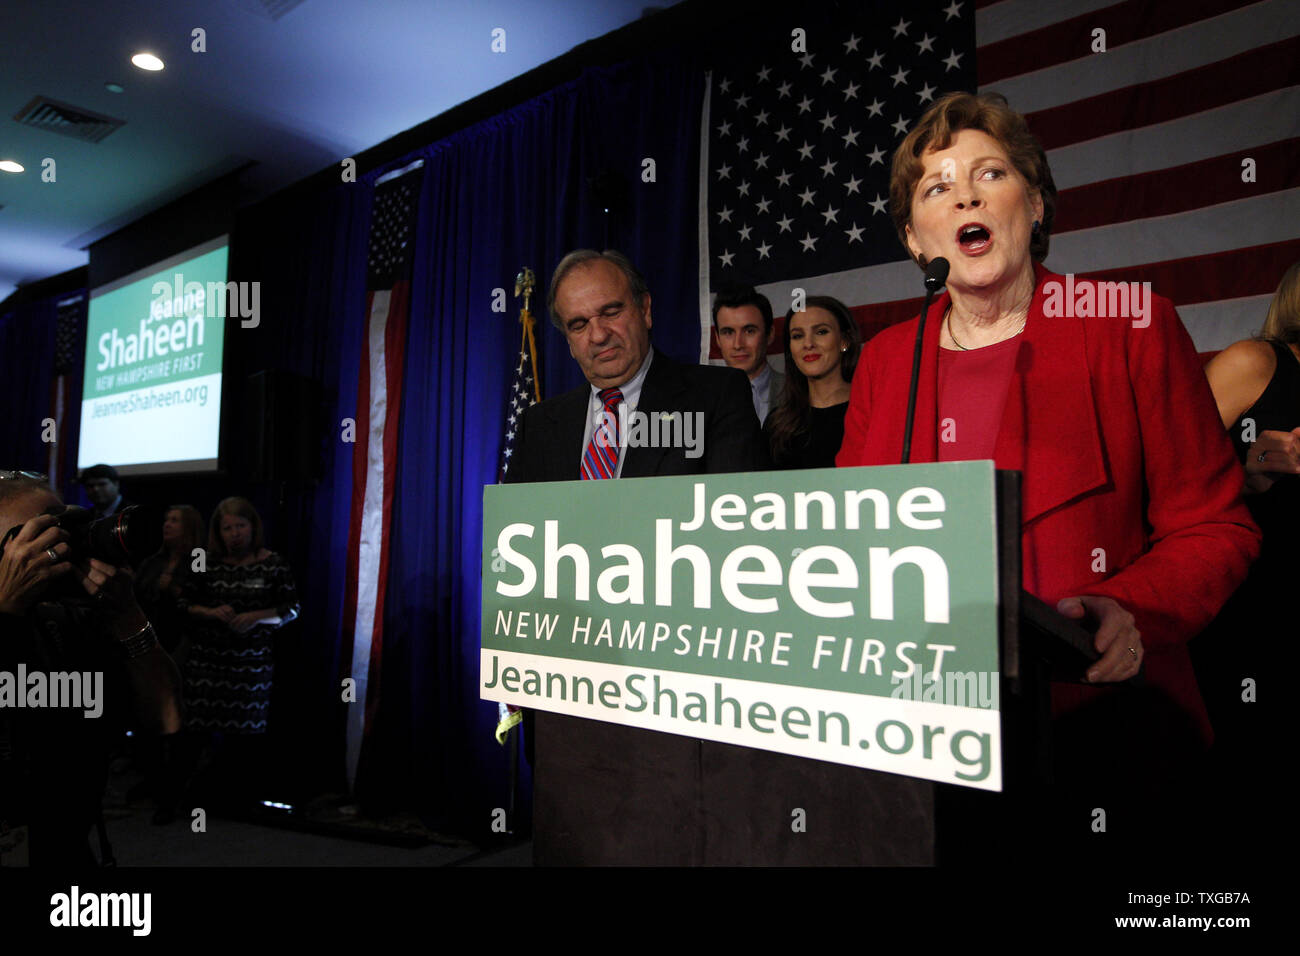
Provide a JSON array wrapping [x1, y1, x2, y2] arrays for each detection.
[[131, 52, 164, 71], [0, 161, 24, 173]]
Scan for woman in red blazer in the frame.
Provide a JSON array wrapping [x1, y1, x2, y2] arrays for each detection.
[[837, 93, 1260, 763]]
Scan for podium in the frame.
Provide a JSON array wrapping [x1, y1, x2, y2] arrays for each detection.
[[522, 470, 1117, 866]]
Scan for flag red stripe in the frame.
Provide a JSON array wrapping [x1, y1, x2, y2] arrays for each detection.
[[850, 300, 929, 343], [363, 281, 410, 737], [1053, 137, 1300, 232], [977, 0, 1255, 85], [843, 239, 1298, 343], [716, 236, 1298, 356], [1025, 35, 1300, 151], [339, 291, 375, 681], [1072, 238, 1300, 304]]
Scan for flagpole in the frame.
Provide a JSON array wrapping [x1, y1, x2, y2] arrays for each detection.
[[493, 266, 539, 839], [515, 266, 540, 402]]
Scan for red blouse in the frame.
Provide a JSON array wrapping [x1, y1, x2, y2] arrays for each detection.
[[936, 332, 1021, 462]]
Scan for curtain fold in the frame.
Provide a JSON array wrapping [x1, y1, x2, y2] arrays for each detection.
[[366, 53, 705, 831]]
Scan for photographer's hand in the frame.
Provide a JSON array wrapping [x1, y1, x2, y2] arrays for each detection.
[[69, 558, 147, 638], [0, 514, 72, 615], [69, 557, 183, 733]]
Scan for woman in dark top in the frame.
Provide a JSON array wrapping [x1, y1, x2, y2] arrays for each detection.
[[134, 505, 204, 659], [1200, 261, 1300, 784], [131, 504, 203, 818], [764, 295, 862, 469]]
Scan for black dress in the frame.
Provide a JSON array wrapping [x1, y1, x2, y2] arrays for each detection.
[[134, 552, 193, 654], [1193, 340, 1299, 781], [1228, 340, 1300, 554], [766, 402, 849, 469]]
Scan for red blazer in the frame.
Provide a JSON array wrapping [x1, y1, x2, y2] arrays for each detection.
[[837, 263, 1260, 743]]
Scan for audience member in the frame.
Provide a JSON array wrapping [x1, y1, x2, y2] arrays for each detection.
[[764, 295, 861, 468], [1198, 260, 1300, 799], [173, 497, 299, 814], [131, 504, 204, 822], [79, 464, 132, 520], [712, 285, 783, 425]]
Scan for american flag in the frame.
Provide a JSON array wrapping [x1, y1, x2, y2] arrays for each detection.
[[976, 0, 1300, 352], [494, 300, 540, 743], [497, 308, 540, 482], [700, 0, 1300, 358], [700, 1, 976, 356], [340, 160, 424, 792]]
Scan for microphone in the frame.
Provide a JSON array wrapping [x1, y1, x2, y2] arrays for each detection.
[[901, 257, 949, 464], [923, 256, 949, 293]]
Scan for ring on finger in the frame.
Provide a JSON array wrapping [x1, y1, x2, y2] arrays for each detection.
[[1127, 646, 1138, 660], [46, 547, 60, 564]]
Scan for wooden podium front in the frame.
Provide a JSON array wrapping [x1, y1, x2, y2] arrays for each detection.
[[533, 711, 935, 866]]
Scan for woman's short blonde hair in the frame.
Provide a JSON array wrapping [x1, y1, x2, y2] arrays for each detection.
[[890, 91, 1057, 269], [1262, 261, 1300, 345]]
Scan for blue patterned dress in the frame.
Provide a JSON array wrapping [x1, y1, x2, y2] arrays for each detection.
[[179, 552, 300, 734]]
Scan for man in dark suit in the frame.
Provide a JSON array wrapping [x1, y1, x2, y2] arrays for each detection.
[[79, 464, 132, 520], [507, 251, 768, 482], [504, 249, 768, 864]]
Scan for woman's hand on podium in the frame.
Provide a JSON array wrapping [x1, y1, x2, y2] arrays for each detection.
[[1057, 595, 1144, 683]]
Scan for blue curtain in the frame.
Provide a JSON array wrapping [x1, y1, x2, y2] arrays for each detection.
[[1, 52, 707, 836], [224, 182, 372, 797], [364, 53, 706, 831], [0, 296, 59, 473]]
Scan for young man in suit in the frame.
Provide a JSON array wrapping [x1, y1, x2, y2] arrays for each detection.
[[504, 249, 768, 864], [711, 285, 784, 426]]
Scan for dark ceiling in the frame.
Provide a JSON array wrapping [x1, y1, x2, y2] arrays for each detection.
[[0, 0, 673, 300]]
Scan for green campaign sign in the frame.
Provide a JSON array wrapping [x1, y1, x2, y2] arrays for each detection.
[[482, 462, 1003, 790]]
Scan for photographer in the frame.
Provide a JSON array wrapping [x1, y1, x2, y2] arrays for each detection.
[[0, 472, 180, 867]]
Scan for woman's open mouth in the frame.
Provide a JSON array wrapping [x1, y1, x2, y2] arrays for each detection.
[[956, 222, 992, 255]]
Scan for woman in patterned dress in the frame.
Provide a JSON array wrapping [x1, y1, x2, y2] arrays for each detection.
[[177, 497, 299, 811]]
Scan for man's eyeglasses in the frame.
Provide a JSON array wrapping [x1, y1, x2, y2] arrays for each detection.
[[0, 471, 48, 480]]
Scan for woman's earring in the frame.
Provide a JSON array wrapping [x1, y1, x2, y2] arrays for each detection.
[[841, 346, 847, 352], [1031, 219, 1041, 233]]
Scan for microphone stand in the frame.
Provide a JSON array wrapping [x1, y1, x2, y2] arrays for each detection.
[[901, 258, 949, 464]]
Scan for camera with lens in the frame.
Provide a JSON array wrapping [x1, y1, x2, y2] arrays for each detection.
[[2, 504, 158, 568]]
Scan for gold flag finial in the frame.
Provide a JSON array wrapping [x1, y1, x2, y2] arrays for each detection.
[[514, 267, 536, 315]]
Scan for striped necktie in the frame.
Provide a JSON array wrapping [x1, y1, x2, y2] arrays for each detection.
[[581, 387, 623, 480]]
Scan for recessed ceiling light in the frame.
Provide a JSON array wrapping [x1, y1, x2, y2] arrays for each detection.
[[131, 52, 164, 71], [105, 82, 125, 93], [0, 160, 24, 173]]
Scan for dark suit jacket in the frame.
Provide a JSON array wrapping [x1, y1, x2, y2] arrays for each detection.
[[506, 350, 769, 482], [500, 351, 930, 865]]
